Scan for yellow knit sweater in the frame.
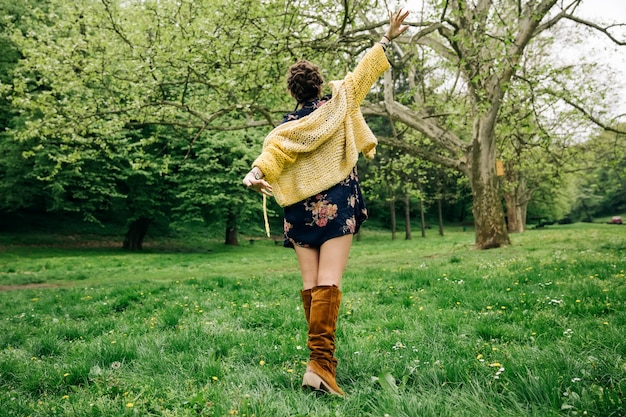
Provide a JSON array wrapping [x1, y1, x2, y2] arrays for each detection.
[[252, 44, 390, 207]]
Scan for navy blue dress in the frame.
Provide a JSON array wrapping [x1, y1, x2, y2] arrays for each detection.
[[281, 95, 368, 249]]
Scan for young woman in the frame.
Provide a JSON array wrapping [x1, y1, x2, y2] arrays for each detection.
[[243, 9, 410, 396]]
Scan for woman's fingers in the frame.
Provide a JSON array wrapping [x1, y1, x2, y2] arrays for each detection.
[[390, 9, 409, 23], [388, 9, 410, 38], [260, 181, 273, 195], [246, 179, 272, 196]]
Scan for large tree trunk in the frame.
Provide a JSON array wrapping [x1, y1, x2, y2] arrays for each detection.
[[471, 177, 509, 248], [225, 210, 238, 246], [123, 217, 152, 251], [470, 130, 511, 249]]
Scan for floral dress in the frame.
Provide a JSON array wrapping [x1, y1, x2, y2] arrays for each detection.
[[282, 95, 369, 248]]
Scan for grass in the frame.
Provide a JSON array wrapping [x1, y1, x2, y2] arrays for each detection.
[[0, 223, 625, 416]]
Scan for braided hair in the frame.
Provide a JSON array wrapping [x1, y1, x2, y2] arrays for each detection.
[[286, 60, 324, 104]]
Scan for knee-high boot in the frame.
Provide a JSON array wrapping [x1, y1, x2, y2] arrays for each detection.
[[300, 288, 312, 325], [302, 285, 345, 396]]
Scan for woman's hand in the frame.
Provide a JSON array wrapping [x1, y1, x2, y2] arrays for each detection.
[[242, 170, 273, 197], [385, 9, 410, 40]]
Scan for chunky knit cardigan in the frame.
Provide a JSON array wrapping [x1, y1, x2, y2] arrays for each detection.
[[252, 43, 390, 207]]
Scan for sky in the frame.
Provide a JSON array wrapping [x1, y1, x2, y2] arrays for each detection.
[[398, 0, 626, 119], [566, 0, 626, 117]]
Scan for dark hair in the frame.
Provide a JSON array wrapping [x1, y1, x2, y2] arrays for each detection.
[[286, 60, 324, 103]]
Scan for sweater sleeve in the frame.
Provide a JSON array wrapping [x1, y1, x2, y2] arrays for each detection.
[[252, 139, 296, 184], [349, 43, 391, 105]]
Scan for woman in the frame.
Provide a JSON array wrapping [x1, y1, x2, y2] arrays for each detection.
[[243, 9, 410, 396]]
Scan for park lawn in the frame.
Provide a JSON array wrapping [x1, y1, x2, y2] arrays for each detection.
[[0, 223, 624, 416]]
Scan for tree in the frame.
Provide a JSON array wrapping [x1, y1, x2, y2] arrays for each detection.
[[566, 125, 626, 221], [361, 0, 625, 248], [495, 84, 577, 232], [4, 0, 289, 246], [174, 129, 268, 245]]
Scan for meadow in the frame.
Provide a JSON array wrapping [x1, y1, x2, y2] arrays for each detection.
[[0, 223, 624, 416]]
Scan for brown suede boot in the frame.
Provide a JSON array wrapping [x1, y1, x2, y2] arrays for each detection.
[[300, 288, 312, 325], [302, 285, 345, 396]]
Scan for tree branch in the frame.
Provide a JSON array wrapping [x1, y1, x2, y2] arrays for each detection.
[[362, 101, 468, 155], [100, 0, 134, 50], [555, 96, 626, 134], [562, 15, 626, 45], [377, 135, 469, 175], [533, 0, 578, 35]]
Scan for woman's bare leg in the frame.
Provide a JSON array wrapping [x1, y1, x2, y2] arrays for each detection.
[[298, 234, 352, 396], [317, 234, 352, 287], [294, 234, 353, 289], [294, 246, 320, 290]]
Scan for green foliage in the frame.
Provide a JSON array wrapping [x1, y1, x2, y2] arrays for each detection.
[[0, 0, 51, 210], [566, 127, 626, 221], [2, 0, 298, 237], [2, 0, 623, 248], [3, 0, 368, 239], [173, 127, 271, 235]]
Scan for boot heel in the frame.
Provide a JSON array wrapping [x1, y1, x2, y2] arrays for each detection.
[[302, 370, 324, 391], [302, 370, 344, 396]]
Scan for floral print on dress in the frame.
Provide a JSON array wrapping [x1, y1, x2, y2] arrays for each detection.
[[284, 219, 293, 234], [344, 216, 357, 234], [305, 194, 339, 227]]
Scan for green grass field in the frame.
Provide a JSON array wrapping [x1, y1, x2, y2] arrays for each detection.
[[0, 223, 624, 416]]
